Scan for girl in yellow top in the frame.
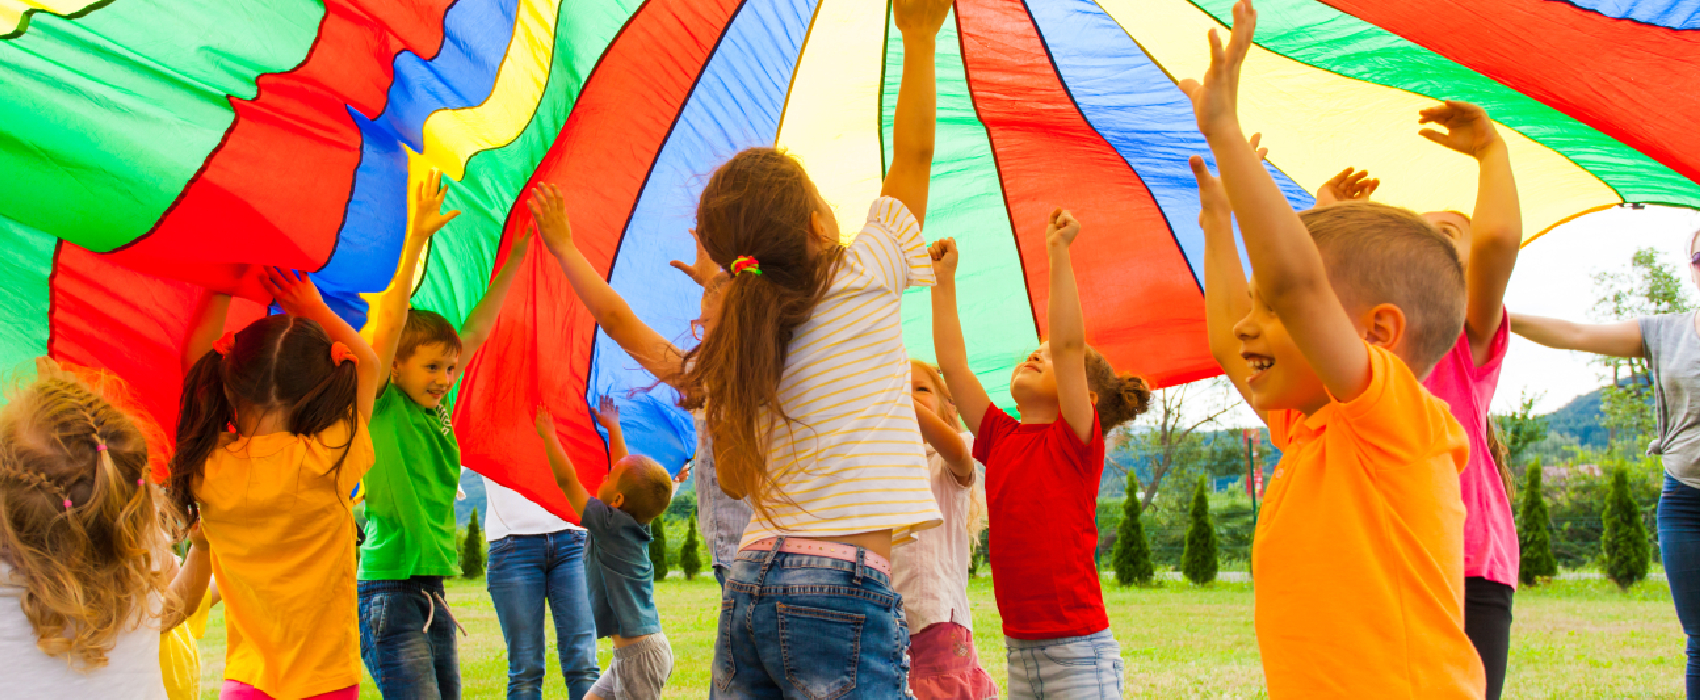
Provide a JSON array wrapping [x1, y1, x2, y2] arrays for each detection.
[[170, 267, 383, 700]]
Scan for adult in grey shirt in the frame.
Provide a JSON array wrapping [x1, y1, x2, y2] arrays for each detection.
[[1514, 248, 1700, 697]]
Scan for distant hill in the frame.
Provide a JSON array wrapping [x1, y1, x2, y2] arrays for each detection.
[[1524, 376, 1654, 463]]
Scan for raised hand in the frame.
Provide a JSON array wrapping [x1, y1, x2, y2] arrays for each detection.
[[1179, 0, 1257, 138], [259, 267, 328, 317], [674, 463, 691, 485], [592, 396, 621, 432], [412, 169, 461, 238], [1045, 208, 1082, 249], [1190, 156, 1231, 232], [893, 0, 953, 36], [1418, 100, 1501, 160], [534, 405, 555, 438], [1314, 167, 1379, 206], [929, 237, 959, 281], [527, 183, 575, 252], [669, 229, 724, 288]]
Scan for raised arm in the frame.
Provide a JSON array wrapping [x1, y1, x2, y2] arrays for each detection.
[[929, 238, 992, 434], [373, 170, 460, 370], [261, 268, 382, 417], [1044, 210, 1096, 443], [1193, 153, 1262, 422], [1182, 1, 1372, 404], [182, 292, 231, 375], [1420, 101, 1522, 363], [915, 400, 973, 485], [593, 396, 628, 464], [159, 525, 211, 633], [458, 227, 531, 360], [1510, 313, 1643, 358], [530, 184, 689, 385], [535, 407, 590, 516], [880, 0, 952, 226]]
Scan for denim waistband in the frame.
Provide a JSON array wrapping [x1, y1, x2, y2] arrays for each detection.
[[357, 575, 446, 594], [1003, 628, 1114, 649], [730, 548, 892, 587]]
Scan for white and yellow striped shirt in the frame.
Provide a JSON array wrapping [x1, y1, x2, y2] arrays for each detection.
[[740, 197, 943, 548]]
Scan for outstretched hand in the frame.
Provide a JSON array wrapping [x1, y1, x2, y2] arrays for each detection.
[[527, 184, 575, 252], [669, 229, 724, 287], [929, 237, 959, 281], [1315, 167, 1379, 206], [534, 406, 555, 438], [1190, 156, 1231, 231], [1418, 100, 1501, 160], [674, 463, 691, 485], [1045, 209, 1082, 249], [893, 0, 953, 36], [1179, 0, 1257, 138], [592, 396, 620, 432], [260, 267, 328, 317], [412, 169, 461, 238]]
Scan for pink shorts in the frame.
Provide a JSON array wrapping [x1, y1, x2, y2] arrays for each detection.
[[909, 622, 1000, 700], [220, 680, 359, 699]]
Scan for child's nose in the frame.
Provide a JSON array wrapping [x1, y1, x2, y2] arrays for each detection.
[[1233, 315, 1257, 341]]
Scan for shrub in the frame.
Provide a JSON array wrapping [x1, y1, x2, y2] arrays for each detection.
[[1112, 490, 1155, 586], [1602, 467, 1650, 590], [460, 508, 485, 579], [1518, 458, 1557, 585], [680, 520, 702, 581], [1181, 477, 1218, 585], [650, 516, 671, 581]]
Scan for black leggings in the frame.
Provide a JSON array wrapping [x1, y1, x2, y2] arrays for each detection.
[[1464, 576, 1515, 700]]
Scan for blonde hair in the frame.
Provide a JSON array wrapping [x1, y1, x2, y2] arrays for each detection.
[[910, 360, 988, 542], [0, 365, 181, 670]]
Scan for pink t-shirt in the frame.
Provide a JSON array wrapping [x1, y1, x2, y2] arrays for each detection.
[[1421, 313, 1518, 588]]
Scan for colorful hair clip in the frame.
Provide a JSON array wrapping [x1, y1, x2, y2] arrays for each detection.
[[211, 331, 236, 357], [63, 499, 73, 509], [95, 444, 108, 452], [330, 341, 359, 366], [730, 256, 762, 276]]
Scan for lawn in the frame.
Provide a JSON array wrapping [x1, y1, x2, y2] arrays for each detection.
[[194, 575, 1683, 698]]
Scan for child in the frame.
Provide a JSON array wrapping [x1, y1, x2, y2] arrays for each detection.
[[1319, 101, 1526, 699], [526, 183, 751, 588], [894, 360, 997, 700], [534, 407, 674, 700], [358, 170, 530, 699], [1184, 2, 1484, 696], [678, 1, 953, 693], [931, 214, 1151, 699], [160, 543, 217, 700], [172, 266, 382, 699], [2, 358, 209, 698]]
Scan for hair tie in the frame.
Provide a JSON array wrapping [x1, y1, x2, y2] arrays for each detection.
[[211, 331, 236, 357], [730, 256, 762, 277], [330, 341, 358, 366], [95, 443, 108, 452], [137, 478, 145, 486], [62, 499, 73, 509]]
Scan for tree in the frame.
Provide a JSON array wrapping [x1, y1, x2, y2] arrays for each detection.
[[1180, 477, 1218, 585], [460, 508, 485, 579], [1591, 247, 1691, 459], [680, 520, 702, 581], [1517, 458, 1557, 585], [1493, 391, 1549, 470], [649, 517, 670, 581], [1112, 490, 1156, 586], [1602, 467, 1651, 590], [1117, 378, 1235, 508]]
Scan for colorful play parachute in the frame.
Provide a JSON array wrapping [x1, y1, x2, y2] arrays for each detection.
[[5, 0, 1698, 521]]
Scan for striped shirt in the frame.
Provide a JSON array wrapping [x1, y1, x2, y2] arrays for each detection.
[[739, 197, 943, 548]]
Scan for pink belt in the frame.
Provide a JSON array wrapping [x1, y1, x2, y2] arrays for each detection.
[[740, 537, 892, 576]]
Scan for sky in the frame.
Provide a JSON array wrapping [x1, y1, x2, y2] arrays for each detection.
[[1203, 204, 1700, 429]]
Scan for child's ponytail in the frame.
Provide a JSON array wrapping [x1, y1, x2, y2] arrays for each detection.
[[1083, 347, 1151, 435], [170, 349, 234, 522]]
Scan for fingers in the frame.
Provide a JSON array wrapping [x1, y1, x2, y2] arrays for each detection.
[[1188, 155, 1214, 185], [1206, 28, 1225, 70], [1177, 78, 1201, 97], [1417, 128, 1447, 146]]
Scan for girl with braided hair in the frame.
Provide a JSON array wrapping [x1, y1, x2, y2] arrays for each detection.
[[1, 357, 211, 697]]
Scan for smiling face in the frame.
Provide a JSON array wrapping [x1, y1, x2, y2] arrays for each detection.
[[1424, 210, 1473, 269], [391, 342, 460, 409], [1009, 342, 1059, 407], [1234, 284, 1331, 415]]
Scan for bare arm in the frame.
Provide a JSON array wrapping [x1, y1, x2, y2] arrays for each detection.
[[1193, 154, 1264, 423], [1510, 313, 1644, 358], [1044, 210, 1096, 443], [929, 238, 992, 434], [880, 0, 951, 226], [535, 408, 590, 516], [159, 526, 211, 633], [593, 396, 628, 464], [262, 268, 382, 417], [915, 400, 973, 485], [182, 293, 231, 375], [373, 170, 460, 371], [458, 228, 531, 360]]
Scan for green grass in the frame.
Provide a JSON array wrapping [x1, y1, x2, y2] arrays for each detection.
[[195, 575, 1684, 698]]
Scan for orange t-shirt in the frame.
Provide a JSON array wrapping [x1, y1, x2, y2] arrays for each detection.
[[1255, 344, 1484, 699], [197, 419, 374, 700]]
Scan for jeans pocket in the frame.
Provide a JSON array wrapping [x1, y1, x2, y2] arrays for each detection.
[[778, 602, 865, 700], [1040, 638, 1102, 667], [714, 598, 736, 692]]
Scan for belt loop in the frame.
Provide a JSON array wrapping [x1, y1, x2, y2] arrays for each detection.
[[853, 546, 865, 585], [753, 536, 784, 599]]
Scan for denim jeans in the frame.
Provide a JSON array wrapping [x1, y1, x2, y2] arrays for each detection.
[[1662, 475, 1700, 699], [1005, 629, 1123, 700], [486, 531, 600, 700], [359, 576, 460, 700], [713, 541, 910, 699]]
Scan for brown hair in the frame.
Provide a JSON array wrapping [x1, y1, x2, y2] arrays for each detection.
[[396, 309, 463, 364], [1301, 201, 1466, 376], [1485, 416, 1515, 498], [170, 314, 362, 522], [613, 455, 674, 524], [910, 360, 960, 428], [1083, 346, 1151, 436], [0, 369, 180, 669], [675, 148, 841, 523]]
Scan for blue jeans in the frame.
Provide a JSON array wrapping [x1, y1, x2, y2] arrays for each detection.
[[359, 576, 460, 700], [1005, 629, 1124, 700], [487, 531, 600, 700], [713, 540, 910, 699], [1663, 475, 1700, 698]]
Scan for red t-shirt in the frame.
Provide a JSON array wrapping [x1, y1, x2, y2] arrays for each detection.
[[973, 406, 1107, 640]]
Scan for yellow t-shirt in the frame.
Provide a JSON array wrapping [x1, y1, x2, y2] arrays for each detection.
[[197, 420, 374, 699], [1256, 344, 1484, 698], [159, 589, 214, 700]]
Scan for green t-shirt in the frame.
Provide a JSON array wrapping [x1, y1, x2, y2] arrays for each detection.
[[358, 383, 462, 580]]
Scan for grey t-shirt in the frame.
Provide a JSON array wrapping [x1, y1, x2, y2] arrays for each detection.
[[1639, 312, 1700, 487], [583, 498, 661, 638]]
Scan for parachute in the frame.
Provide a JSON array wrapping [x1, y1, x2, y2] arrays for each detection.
[[5, 0, 1697, 521]]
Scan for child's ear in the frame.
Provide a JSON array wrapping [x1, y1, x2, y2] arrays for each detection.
[[1360, 303, 1407, 353], [608, 492, 626, 510]]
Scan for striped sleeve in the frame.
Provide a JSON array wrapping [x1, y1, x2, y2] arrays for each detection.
[[849, 197, 936, 294]]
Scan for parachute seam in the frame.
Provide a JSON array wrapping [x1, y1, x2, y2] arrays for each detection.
[[1, 0, 118, 42], [875, 0, 893, 180], [775, 0, 829, 143]]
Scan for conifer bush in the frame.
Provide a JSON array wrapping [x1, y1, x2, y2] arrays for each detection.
[[680, 520, 702, 581], [1112, 492, 1155, 586], [650, 516, 671, 581], [460, 508, 485, 579], [1518, 459, 1557, 585], [1181, 477, 1218, 585], [1602, 467, 1650, 590]]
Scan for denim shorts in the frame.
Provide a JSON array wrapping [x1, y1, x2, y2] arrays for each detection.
[[1005, 628, 1123, 700], [713, 541, 910, 699]]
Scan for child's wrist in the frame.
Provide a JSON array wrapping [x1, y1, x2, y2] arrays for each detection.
[[1475, 138, 1509, 162], [899, 29, 938, 47]]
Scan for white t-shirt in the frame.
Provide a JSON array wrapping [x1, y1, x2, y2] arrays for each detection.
[[482, 471, 584, 542], [739, 197, 944, 548], [1, 562, 167, 698], [891, 432, 979, 633]]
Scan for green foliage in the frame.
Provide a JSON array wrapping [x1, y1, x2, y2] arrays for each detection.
[[1494, 392, 1550, 469], [1518, 459, 1557, 585], [1591, 247, 1690, 460], [1181, 477, 1218, 585], [460, 508, 485, 579], [1602, 467, 1651, 590], [969, 528, 988, 578], [650, 516, 670, 581], [1112, 483, 1155, 586], [680, 519, 702, 581]]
